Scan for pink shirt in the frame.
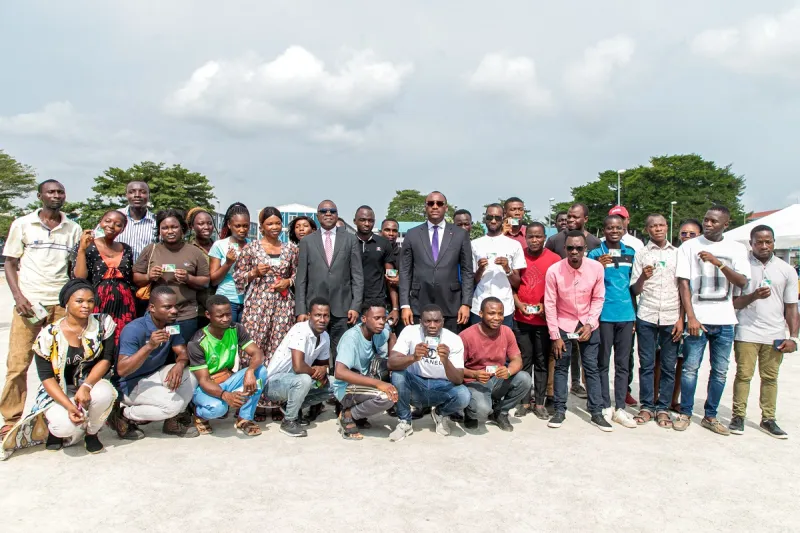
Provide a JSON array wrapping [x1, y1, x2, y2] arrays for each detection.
[[544, 258, 605, 340]]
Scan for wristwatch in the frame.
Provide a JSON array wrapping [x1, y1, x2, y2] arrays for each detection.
[[790, 337, 800, 347]]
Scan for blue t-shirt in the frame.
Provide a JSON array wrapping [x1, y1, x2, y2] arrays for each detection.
[[209, 237, 250, 304], [115, 313, 185, 395], [331, 323, 391, 401], [588, 242, 636, 322]]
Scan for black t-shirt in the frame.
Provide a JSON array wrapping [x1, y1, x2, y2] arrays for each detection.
[[358, 234, 393, 300], [388, 242, 402, 267], [36, 337, 116, 387], [545, 230, 602, 259]]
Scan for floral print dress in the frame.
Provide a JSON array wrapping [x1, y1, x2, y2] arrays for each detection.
[[72, 243, 136, 344], [233, 240, 298, 366]]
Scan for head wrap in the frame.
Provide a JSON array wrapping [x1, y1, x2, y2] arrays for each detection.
[[58, 279, 95, 308]]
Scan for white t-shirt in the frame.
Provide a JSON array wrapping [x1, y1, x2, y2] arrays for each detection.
[[392, 324, 464, 380], [676, 235, 750, 325], [266, 322, 330, 381], [471, 235, 526, 316], [735, 254, 799, 344]]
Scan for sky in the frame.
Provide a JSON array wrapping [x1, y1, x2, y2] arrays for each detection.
[[2, 1, 800, 224]]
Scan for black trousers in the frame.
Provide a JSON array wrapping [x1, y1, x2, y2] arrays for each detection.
[[327, 315, 352, 371], [599, 321, 634, 410], [515, 322, 550, 405]]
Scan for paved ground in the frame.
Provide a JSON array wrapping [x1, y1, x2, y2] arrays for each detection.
[[0, 280, 797, 532]]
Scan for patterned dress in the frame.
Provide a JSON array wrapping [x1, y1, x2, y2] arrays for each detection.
[[233, 240, 298, 366], [72, 242, 136, 344]]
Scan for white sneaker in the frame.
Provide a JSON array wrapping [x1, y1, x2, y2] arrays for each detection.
[[431, 407, 451, 436], [602, 407, 613, 423], [389, 421, 413, 442], [612, 408, 637, 429]]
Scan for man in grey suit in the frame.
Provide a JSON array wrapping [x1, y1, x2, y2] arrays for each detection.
[[399, 191, 474, 334], [295, 200, 364, 363]]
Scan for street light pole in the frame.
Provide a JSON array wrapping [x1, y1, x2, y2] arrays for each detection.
[[548, 197, 555, 226], [617, 169, 626, 205], [670, 201, 677, 243]]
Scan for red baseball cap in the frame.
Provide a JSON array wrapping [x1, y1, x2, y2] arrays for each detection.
[[609, 205, 629, 218]]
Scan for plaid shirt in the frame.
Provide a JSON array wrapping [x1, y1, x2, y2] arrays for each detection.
[[630, 241, 680, 326]]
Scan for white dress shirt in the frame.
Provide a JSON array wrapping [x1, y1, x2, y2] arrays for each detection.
[[322, 227, 337, 251], [427, 220, 446, 254]]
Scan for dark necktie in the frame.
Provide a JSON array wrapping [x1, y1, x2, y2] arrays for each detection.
[[432, 225, 439, 262]]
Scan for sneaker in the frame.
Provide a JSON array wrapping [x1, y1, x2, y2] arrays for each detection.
[[701, 417, 730, 436], [571, 383, 588, 399], [514, 404, 532, 417], [450, 412, 465, 422], [297, 411, 311, 427], [280, 419, 308, 438], [625, 393, 638, 407], [729, 415, 745, 435], [84, 433, 104, 454], [547, 411, 566, 428], [386, 406, 398, 418], [430, 407, 452, 436], [590, 414, 614, 432], [533, 405, 550, 420], [464, 415, 478, 429], [673, 414, 691, 431], [760, 419, 789, 440], [389, 420, 414, 442], [602, 407, 613, 423], [107, 405, 145, 440], [612, 408, 637, 429], [493, 413, 514, 432], [307, 403, 324, 421], [162, 416, 200, 438], [45, 432, 63, 451]]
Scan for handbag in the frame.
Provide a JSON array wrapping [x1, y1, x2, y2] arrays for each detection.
[[210, 369, 233, 385], [366, 336, 389, 382], [135, 244, 158, 301]]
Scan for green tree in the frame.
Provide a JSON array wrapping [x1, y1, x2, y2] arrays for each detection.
[[386, 189, 455, 222], [551, 154, 747, 238], [0, 150, 38, 237], [469, 224, 486, 240], [75, 161, 216, 228]]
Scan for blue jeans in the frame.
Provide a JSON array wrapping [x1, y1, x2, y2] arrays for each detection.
[[229, 302, 243, 323], [465, 372, 532, 419], [391, 370, 470, 422], [680, 324, 734, 418], [265, 373, 332, 421], [560, 328, 602, 415], [192, 366, 268, 421], [636, 319, 680, 412], [470, 313, 514, 327]]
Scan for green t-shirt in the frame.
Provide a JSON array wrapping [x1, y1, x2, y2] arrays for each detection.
[[188, 324, 253, 376]]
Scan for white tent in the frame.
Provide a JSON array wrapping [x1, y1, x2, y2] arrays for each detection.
[[724, 204, 800, 249]]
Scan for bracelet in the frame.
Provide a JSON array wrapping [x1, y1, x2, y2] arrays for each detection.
[[219, 390, 226, 400], [718, 263, 727, 271], [79, 382, 93, 390]]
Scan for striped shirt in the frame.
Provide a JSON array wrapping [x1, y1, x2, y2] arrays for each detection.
[[117, 206, 156, 261], [2, 210, 82, 306], [630, 240, 680, 326]]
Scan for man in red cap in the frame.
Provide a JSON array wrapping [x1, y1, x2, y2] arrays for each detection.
[[607, 206, 644, 252]]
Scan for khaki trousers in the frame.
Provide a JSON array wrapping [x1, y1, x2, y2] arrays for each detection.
[[732, 341, 784, 420]]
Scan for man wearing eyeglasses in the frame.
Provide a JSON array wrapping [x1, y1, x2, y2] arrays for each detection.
[[295, 200, 364, 367], [399, 191, 473, 334], [470, 204, 525, 326]]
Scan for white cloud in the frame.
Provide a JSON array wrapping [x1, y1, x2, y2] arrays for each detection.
[[0, 101, 86, 141], [467, 53, 553, 113], [691, 6, 800, 77], [165, 46, 414, 143], [564, 35, 635, 103]]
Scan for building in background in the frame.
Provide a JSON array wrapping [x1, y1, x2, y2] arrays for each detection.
[[747, 209, 780, 223]]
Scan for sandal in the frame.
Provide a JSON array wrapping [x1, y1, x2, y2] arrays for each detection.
[[634, 410, 653, 425], [235, 419, 262, 436], [271, 407, 285, 422], [338, 411, 363, 440], [193, 416, 213, 435], [0, 424, 12, 439], [254, 407, 268, 423], [656, 411, 673, 429]]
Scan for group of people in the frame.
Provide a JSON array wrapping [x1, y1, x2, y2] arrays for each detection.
[[0, 179, 797, 458]]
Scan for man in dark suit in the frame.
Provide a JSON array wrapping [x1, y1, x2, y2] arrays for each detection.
[[399, 191, 474, 333], [295, 200, 364, 363]]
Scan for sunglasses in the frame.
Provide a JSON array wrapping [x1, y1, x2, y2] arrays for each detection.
[[485, 215, 503, 222], [680, 231, 698, 237], [566, 245, 585, 252], [426, 201, 445, 207], [318, 208, 338, 215]]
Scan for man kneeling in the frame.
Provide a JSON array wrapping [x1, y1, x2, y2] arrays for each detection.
[[388, 304, 469, 441], [332, 301, 397, 440], [109, 286, 198, 439], [460, 297, 531, 431], [188, 295, 267, 436], [265, 297, 334, 438]]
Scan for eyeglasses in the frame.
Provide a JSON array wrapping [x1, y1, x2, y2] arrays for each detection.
[[426, 201, 445, 207], [680, 231, 698, 237], [485, 215, 503, 221], [318, 208, 338, 215], [566, 245, 585, 252]]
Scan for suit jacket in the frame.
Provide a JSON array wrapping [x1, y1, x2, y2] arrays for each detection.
[[399, 221, 474, 317], [295, 229, 364, 317]]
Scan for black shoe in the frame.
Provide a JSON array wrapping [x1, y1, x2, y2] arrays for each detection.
[[590, 414, 613, 432], [760, 419, 788, 440], [514, 404, 532, 417], [570, 383, 588, 399], [386, 406, 398, 418], [544, 397, 555, 415], [107, 405, 146, 440], [487, 412, 497, 424], [547, 411, 566, 428], [296, 410, 311, 427], [162, 416, 200, 438], [450, 412, 464, 422], [307, 403, 324, 421], [177, 407, 193, 426], [354, 417, 372, 429], [533, 405, 550, 420], [411, 405, 430, 420], [729, 415, 745, 435], [464, 415, 478, 429], [45, 432, 63, 451], [493, 413, 514, 432], [280, 419, 308, 438], [84, 433, 104, 454]]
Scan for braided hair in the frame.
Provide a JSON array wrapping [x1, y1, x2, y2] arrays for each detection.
[[219, 202, 251, 240]]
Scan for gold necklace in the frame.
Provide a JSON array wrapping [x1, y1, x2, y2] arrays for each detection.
[[62, 319, 88, 340]]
